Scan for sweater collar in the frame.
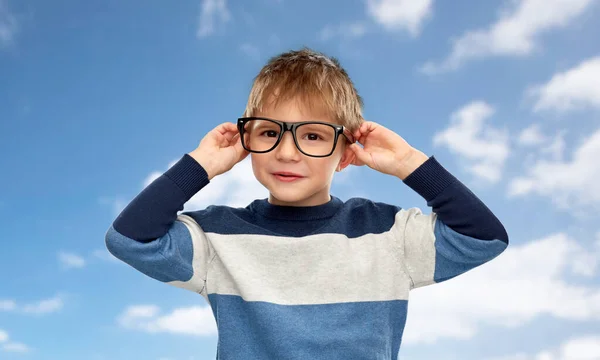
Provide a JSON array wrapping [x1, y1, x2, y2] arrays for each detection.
[[249, 195, 343, 221]]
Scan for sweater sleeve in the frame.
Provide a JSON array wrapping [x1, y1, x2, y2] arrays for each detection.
[[393, 156, 509, 289], [104, 154, 213, 295]]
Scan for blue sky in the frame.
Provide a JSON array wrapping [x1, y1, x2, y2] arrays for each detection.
[[1, 0, 600, 359]]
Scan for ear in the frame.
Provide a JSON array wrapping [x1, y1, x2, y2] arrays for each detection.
[[336, 144, 356, 172]]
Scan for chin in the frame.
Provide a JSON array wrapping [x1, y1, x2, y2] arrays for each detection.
[[268, 187, 313, 205], [255, 170, 328, 206]]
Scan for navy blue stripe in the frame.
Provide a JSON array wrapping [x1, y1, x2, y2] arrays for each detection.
[[403, 156, 509, 243], [184, 198, 401, 238], [112, 154, 209, 242]]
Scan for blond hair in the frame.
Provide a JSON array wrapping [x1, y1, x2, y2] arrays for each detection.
[[243, 47, 364, 132]]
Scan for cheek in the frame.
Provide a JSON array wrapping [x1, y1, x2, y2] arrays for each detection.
[[251, 154, 274, 180], [250, 155, 263, 177], [251, 153, 266, 167], [309, 158, 337, 177]]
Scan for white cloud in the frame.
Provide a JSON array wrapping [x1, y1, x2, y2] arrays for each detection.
[[184, 157, 268, 210], [403, 232, 600, 345], [529, 56, 600, 113], [517, 124, 547, 147], [334, 163, 361, 185], [0, 300, 16, 311], [197, 0, 230, 38], [0, 0, 18, 48], [433, 101, 510, 183], [56, 246, 118, 268], [239, 43, 259, 60], [366, 0, 433, 36], [98, 196, 127, 217], [516, 124, 567, 163], [119, 304, 160, 323], [0, 329, 31, 354], [58, 251, 86, 269], [539, 130, 567, 161], [0, 296, 64, 315], [143, 171, 163, 188], [3, 342, 30, 353], [508, 127, 600, 208], [118, 304, 217, 336], [21, 295, 64, 315], [488, 334, 600, 360], [421, 0, 596, 74], [142, 159, 178, 188], [319, 22, 368, 42]]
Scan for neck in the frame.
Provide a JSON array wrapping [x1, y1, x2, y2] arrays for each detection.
[[250, 195, 343, 221], [268, 189, 332, 207]]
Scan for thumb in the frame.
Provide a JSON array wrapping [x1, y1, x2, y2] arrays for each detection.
[[350, 143, 372, 167]]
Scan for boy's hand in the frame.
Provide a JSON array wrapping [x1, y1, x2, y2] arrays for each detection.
[[349, 121, 429, 180], [188, 122, 249, 180]]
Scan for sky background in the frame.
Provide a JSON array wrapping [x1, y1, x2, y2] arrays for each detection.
[[1, 0, 600, 359]]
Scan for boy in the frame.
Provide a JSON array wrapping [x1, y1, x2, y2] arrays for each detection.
[[105, 48, 508, 359]]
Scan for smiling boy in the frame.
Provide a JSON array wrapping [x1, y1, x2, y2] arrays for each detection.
[[105, 48, 509, 359]]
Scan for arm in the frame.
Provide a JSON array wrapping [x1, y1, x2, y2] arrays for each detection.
[[347, 121, 508, 289], [105, 154, 212, 294], [105, 122, 248, 294], [394, 154, 508, 289]]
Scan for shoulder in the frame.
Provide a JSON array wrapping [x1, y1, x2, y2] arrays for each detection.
[[341, 196, 402, 215], [335, 197, 404, 233], [181, 204, 252, 224]]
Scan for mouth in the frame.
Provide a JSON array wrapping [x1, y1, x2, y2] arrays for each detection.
[[273, 172, 305, 182]]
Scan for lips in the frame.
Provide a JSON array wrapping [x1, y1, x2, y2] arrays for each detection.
[[273, 171, 304, 177], [273, 171, 304, 182]]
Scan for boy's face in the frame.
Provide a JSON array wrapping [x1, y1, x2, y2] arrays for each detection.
[[251, 98, 355, 207]]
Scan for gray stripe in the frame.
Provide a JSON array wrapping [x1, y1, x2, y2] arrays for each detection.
[[167, 215, 213, 301], [203, 230, 412, 305], [165, 210, 441, 304], [390, 208, 437, 289]]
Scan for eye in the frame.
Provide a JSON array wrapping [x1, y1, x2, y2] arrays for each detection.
[[261, 130, 279, 137], [305, 133, 322, 141]]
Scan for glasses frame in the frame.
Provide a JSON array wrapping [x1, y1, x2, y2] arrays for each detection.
[[237, 117, 356, 158]]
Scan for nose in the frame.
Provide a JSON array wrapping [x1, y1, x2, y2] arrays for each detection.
[[274, 131, 301, 161]]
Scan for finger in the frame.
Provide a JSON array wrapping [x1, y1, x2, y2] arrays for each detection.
[[350, 155, 365, 166], [234, 135, 249, 160], [218, 125, 241, 145], [225, 132, 239, 144], [216, 122, 238, 136], [349, 143, 371, 167], [364, 121, 376, 134], [354, 123, 366, 139], [355, 122, 374, 142], [354, 127, 364, 143], [355, 130, 369, 145]]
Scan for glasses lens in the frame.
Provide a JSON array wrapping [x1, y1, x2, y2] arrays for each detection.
[[296, 123, 336, 156], [242, 119, 281, 152]]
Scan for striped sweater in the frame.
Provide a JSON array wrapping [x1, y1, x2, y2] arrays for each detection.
[[105, 153, 509, 360]]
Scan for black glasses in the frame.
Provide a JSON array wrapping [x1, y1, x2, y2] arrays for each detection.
[[237, 117, 355, 157]]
